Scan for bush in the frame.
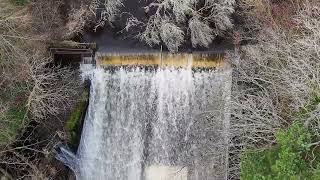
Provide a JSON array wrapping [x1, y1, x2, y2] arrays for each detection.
[[241, 122, 320, 180]]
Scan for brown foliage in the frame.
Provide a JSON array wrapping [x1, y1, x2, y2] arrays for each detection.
[[64, 4, 93, 39], [28, 0, 65, 40], [235, 0, 307, 40], [28, 0, 93, 41]]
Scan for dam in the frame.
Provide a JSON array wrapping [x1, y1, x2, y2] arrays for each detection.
[[59, 53, 232, 180]]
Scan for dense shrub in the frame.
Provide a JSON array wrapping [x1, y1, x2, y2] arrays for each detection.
[[241, 122, 320, 180]]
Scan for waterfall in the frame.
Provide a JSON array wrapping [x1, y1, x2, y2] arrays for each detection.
[[55, 143, 80, 177], [63, 54, 232, 180]]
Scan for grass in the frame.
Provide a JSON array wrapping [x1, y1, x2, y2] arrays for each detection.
[[66, 89, 89, 149], [0, 105, 27, 147], [0, 0, 28, 147], [297, 94, 320, 118], [0, 84, 28, 147], [0, 83, 28, 103]]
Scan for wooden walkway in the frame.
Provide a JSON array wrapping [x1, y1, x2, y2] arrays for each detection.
[[49, 42, 96, 56], [50, 48, 94, 56], [50, 42, 96, 64]]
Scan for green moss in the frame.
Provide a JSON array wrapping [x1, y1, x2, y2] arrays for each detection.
[[66, 89, 89, 148], [0, 83, 28, 147], [10, 0, 28, 6]]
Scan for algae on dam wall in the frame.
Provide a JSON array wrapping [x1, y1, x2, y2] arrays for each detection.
[[96, 53, 227, 68]]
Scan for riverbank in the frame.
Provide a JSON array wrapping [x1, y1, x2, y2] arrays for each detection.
[[0, 0, 93, 178]]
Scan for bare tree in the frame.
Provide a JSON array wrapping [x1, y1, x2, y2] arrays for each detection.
[[0, 128, 64, 179], [90, 0, 124, 30], [160, 21, 185, 52], [65, 4, 92, 39], [28, 0, 65, 40], [89, 0, 235, 51], [189, 16, 214, 48], [1, 4, 80, 121], [26, 54, 81, 120], [124, 0, 235, 52]]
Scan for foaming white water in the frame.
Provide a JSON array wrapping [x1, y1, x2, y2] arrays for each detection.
[[77, 59, 232, 180]]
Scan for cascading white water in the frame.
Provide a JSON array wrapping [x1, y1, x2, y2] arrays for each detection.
[[77, 54, 232, 180]]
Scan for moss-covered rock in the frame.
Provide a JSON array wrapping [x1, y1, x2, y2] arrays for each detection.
[[66, 88, 89, 149]]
